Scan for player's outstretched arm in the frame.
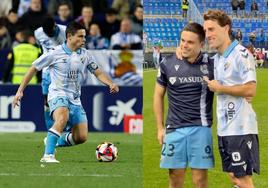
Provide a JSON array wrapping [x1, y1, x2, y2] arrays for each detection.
[[94, 69, 119, 94], [153, 83, 166, 145], [12, 66, 38, 108]]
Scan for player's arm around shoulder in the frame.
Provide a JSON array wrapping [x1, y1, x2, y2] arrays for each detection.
[[12, 66, 39, 108], [94, 68, 119, 94]]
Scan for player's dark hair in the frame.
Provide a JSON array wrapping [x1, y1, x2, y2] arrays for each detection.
[[204, 10, 232, 35], [65, 21, 85, 38], [181, 22, 205, 42], [42, 16, 55, 37]]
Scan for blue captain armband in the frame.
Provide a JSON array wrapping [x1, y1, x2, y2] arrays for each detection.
[[87, 62, 99, 73]]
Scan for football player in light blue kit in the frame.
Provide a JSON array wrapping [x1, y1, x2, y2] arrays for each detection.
[[154, 23, 214, 188], [203, 10, 259, 188], [34, 16, 66, 130], [13, 22, 119, 163]]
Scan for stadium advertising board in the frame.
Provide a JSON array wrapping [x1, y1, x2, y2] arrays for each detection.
[[0, 85, 142, 132]]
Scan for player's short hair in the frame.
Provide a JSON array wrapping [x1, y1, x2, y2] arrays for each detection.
[[42, 16, 55, 37], [181, 22, 205, 42], [204, 10, 232, 34], [65, 21, 85, 38]]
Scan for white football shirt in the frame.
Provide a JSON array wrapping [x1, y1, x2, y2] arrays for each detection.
[[213, 40, 258, 136]]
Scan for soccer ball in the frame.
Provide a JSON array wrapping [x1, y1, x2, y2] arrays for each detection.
[[96, 142, 118, 162]]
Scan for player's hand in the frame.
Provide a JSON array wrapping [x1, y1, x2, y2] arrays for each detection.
[[176, 46, 183, 60], [203, 76, 221, 92], [157, 128, 165, 145], [13, 91, 23, 108], [109, 83, 119, 94], [245, 97, 253, 103]]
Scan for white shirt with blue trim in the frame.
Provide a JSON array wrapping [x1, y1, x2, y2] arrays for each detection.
[[32, 43, 99, 105], [213, 40, 258, 136]]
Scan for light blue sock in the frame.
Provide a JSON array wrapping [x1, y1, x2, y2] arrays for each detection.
[[57, 132, 75, 147], [44, 106, 54, 130], [45, 128, 60, 155]]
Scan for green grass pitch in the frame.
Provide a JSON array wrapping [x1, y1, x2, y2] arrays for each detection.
[[0, 133, 142, 188], [143, 68, 268, 188]]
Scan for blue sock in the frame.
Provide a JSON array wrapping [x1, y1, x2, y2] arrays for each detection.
[[44, 106, 54, 130], [45, 128, 60, 155], [57, 132, 75, 147]]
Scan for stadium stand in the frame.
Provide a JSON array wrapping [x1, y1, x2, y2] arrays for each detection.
[[144, 0, 268, 52]]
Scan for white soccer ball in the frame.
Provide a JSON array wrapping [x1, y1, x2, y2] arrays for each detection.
[[96, 142, 118, 162]]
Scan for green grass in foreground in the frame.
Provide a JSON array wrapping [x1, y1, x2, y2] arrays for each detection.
[[0, 133, 142, 188], [143, 68, 268, 188]]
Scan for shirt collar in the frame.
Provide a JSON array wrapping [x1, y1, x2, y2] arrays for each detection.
[[62, 42, 81, 55], [222, 40, 239, 58]]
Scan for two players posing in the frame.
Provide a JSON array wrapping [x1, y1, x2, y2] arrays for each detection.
[[155, 10, 259, 188]]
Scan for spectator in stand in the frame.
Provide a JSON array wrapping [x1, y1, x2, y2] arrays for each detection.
[[3, 9, 19, 42], [112, 0, 130, 20], [130, 5, 143, 38], [231, 0, 239, 17], [17, 0, 48, 33], [249, 31, 256, 45], [110, 18, 142, 50], [239, 0, 245, 18], [255, 49, 265, 67], [75, 5, 95, 31], [0, 18, 12, 50], [47, 0, 73, 17], [54, 1, 73, 26], [99, 8, 120, 42], [251, 1, 258, 17], [85, 0, 110, 23], [236, 28, 243, 43], [181, 0, 189, 18], [85, 23, 109, 49], [0, 0, 12, 17]]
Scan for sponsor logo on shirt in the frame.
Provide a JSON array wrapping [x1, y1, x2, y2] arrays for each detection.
[[169, 77, 176, 85], [227, 102, 235, 120]]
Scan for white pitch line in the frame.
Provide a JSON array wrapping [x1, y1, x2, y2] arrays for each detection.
[[0, 173, 123, 177]]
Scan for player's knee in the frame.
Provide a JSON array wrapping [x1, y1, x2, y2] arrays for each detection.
[[74, 134, 87, 145]]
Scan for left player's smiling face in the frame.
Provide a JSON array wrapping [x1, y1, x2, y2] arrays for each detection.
[[69, 29, 86, 50], [180, 31, 203, 60]]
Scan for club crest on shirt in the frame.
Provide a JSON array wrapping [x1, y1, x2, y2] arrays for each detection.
[[174, 65, 180, 71], [169, 77, 176, 85], [200, 64, 208, 75]]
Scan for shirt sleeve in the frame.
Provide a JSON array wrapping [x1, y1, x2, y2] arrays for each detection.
[[32, 50, 54, 71], [86, 51, 99, 73], [239, 52, 256, 84]]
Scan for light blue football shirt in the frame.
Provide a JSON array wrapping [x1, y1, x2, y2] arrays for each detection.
[[213, 40, 258, 136], [33, 43, 99, 105]]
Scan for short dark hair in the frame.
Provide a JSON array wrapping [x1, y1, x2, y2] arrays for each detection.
[[181, 22, 205, 42], [66, 21, 85, 38], [42, 16, 55, 37]]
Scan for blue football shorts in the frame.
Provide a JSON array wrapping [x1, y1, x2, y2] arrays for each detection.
[[160, 126, 214, 169], [48, 96, 87, 131]]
